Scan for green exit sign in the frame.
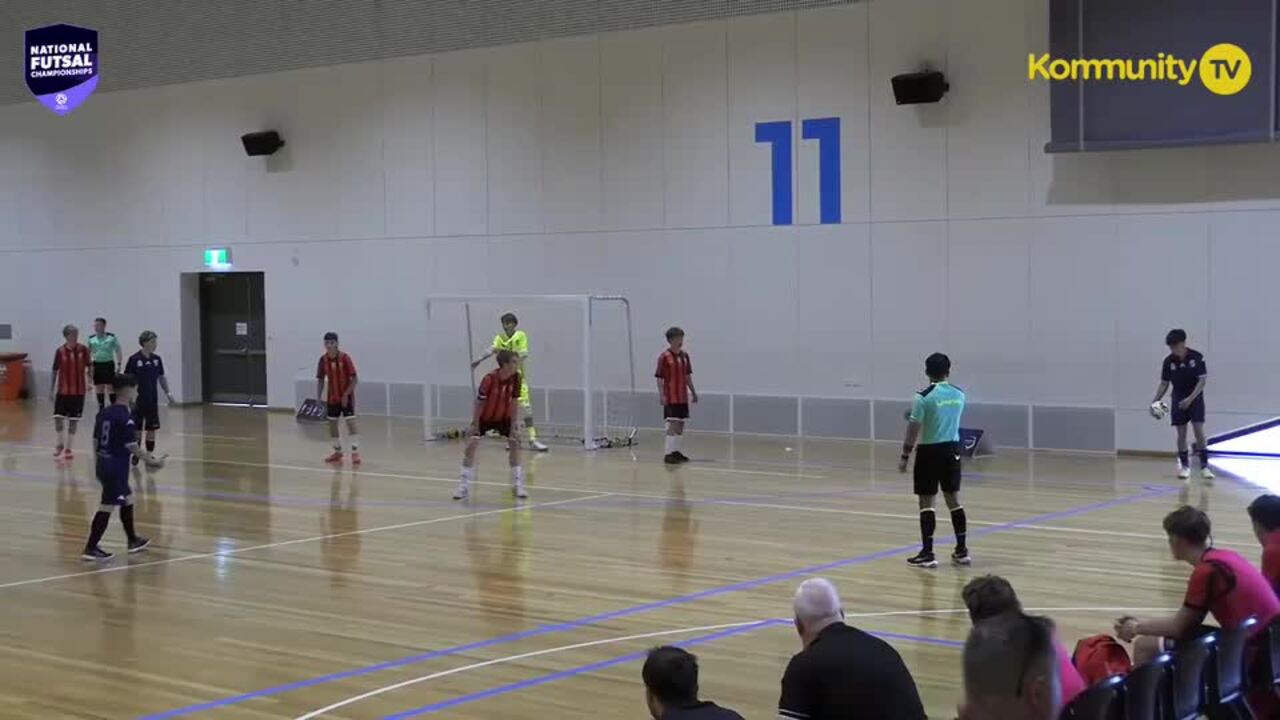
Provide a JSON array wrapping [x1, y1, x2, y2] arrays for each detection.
[[204, 248, 232, 269]]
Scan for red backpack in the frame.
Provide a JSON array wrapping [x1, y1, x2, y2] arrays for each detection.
[[1072, 634, 1133, 685]]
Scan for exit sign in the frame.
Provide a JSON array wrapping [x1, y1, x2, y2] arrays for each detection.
[[204, 248, 232, 270]]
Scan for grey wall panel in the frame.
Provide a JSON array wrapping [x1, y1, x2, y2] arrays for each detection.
[[355, 381, 388, 416], [389, 383, 426, 417], [294, 379, 311, 406], [874, 400, 911, 441], [547, 388, 603, 428], [734, 395, 798, 436], [801, 397, 871, 439], [1032, 405, 1116, 452], [962, 403, 1030, 448], [438, 384, 474, 420], [0, 0, 856, 106]]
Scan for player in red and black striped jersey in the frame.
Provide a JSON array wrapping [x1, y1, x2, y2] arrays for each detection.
[[655, 327, 697, 465], [454, 350, 527, 500], [51, 324, 92, 460], [316, 332, 361, 465]]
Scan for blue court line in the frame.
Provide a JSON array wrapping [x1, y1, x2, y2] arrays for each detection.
[[385, 624, 962, 718], [139, 484, 1174, 719]]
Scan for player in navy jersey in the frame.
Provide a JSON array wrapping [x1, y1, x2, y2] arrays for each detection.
[[124, 331, 174, 467], [82, 374, 163, 561], [1151, 329, 1213, 481]]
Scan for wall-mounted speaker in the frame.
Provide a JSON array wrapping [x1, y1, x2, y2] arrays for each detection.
[[891, 71, 949, 105], [241, 130, 285, 156]]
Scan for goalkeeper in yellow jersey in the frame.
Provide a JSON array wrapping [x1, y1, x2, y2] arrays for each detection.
[[472, 313, 549, 452]]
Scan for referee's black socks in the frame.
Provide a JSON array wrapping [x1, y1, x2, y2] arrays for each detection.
[[96, 392, 105, 409], [950, 506, 968, 552], [919, 508, 936, 554]]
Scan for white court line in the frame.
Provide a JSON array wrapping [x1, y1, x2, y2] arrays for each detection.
[[0, 493, 611, 590], [172, 432, 255, 442], [294, 605, 1176, 720], [678, 465, 825, 479]]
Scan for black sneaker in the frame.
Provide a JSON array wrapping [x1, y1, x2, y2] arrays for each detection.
[[128, 537, 151, 554], [130, 455, 140, 467], [951, 549, 972, 566], [664, 453, 680, 465], [906, 551, 938, 569], [673, 451, 690, 463], [81, 546, 114, 562]]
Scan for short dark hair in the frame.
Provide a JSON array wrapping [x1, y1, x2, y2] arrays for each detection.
[[62, 324, 78, 338], [964, 613, 1057, 703], [501, 313, 518, 325], [112, 373, 138, 391], [496, 349, 515, 367], [95, 317, 106, 324], [666, 326, 685, 341], [1166, 328, 1187, 346], [925, 352, 951, 381], [642, 646, 699, 707], [139, 331, 157, 345], [1248, 495, 1280, 532], [962, 575, 1023, 623], [323, 332, 339, 343], [1163, 505, 1211, 545]]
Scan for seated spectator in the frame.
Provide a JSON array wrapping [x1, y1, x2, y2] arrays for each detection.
[[642, 646, 744, 720], [961, 575, 1086, 706], [1247, 493, 1280, 596], [960, 612, 1062, 720], [778, 578, 926, 720]]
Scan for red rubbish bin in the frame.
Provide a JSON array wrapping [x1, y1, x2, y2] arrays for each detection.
[[0, 353, 28, 401]]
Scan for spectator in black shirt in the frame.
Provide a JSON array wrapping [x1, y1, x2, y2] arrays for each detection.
[[960, 612, 1061, 720], [642, 646, 744, 720], [778, 578, 926, 720]]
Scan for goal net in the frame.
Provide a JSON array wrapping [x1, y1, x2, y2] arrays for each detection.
[[423, 295, 637, 449]]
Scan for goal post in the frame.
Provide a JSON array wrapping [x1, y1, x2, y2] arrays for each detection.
[[423, 294, 637, 449]]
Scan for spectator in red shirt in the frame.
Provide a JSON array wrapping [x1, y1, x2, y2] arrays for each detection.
[[454, 350, 526, 501], [316, 332, 360, 465], [655, 327, 696, 465], [961, 575, 1087, 708], [1247, 494, 1280, 597]]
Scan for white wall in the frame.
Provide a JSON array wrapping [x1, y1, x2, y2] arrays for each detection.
[[3, 0, 1280, 450]]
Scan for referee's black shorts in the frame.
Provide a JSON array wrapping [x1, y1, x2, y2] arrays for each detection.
[[914, 441, 962, 496]]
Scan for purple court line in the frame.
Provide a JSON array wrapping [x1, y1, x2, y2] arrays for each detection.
[[138, 484, 1175, 719], [385, 624, 963, 718]]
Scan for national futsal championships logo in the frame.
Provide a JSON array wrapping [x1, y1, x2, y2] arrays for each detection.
[[1028, 43, 1251, 96], [24, 23, 99, 116]]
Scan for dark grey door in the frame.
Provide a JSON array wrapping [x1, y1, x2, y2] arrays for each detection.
[[200, 272, 267, 405]]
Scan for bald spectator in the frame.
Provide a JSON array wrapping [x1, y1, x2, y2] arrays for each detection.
[[778, 578, 925, 720], [961, 613, 1062, 720], [642, 646, 744, 720]]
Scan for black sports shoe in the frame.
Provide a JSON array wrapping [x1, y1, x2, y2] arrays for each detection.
[[673, 451, 690, 463], [130, 455, 140, 467], [81, 546, 114, 562], [906, 551, 938, 569], [128, 537, 151, 554], [951, 549, 972, 566], [664, 452, 680, 465]]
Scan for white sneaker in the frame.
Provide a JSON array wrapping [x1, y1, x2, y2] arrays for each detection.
[[529, 440, 549, 452], [1201, 467, 1216, 481], [513, 482, 529, 499], [1177, 465, 1191, 481], [452, 482, 470, 500]]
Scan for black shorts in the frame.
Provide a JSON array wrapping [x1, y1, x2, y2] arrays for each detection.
[[326, 400, 356, 419], [92, 362, 116, 386], [132, 400, 161, 431], [664, 404, 690, 421], [1171, 395, 1206, 426], [96, 457, 132, 505], [914, 442, 962, 496], [475, 420, 513, 438], [53, 394, 86, 419]]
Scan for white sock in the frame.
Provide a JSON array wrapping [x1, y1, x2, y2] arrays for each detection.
[[349, 434, 360, 451], [512, 466, 524, 484], [56, 428, 66, 447], [460, 466, 474, 482], [664, 435, 675, 454]]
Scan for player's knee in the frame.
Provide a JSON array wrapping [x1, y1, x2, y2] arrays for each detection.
[[943, 492, 961, 509]]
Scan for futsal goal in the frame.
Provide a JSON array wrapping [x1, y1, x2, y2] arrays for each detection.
[[423, 294, 637, 449]]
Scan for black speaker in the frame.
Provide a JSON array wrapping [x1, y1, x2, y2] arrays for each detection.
[[241, 130, 285, 156], [891, 71, 949, 105]]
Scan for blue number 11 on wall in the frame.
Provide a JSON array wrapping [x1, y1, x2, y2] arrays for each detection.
[[755, 117, 841, 225]]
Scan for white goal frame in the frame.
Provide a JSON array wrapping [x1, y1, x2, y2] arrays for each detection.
[[423, 294, 637, 449]]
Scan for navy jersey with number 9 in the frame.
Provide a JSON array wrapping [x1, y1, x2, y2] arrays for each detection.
[[94, 404, 136, 464]]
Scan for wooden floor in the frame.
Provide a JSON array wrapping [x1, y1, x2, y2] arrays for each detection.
[[0, 403, 1266, 719]]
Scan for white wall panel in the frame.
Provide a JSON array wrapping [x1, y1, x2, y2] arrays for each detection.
[[331, 61, 387, 240], [540, 36, 603, 233], [382, 54, 435, 238], [797, 4, 871, 225], [727, 12, 796, 227], [486, 44, 544, 235], [601, 29, 664, 230], [1208, 212, 1280, 415], [663, 21, 729, 229], [795, 224, 872, 397], [433, 51, 488, 236], [871, 221, 948, 398], [729, 227, 798, 393]]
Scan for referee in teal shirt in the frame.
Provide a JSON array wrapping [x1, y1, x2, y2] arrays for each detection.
[[898, 353, 969, 569]]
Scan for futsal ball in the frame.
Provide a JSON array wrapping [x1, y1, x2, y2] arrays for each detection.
[[145, 452, 168, 469], [1149, 401, 1169, 420]]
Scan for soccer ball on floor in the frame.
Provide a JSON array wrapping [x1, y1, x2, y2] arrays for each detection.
[[145, 452, 168, 470], [1149, 401, 1169, 420]]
